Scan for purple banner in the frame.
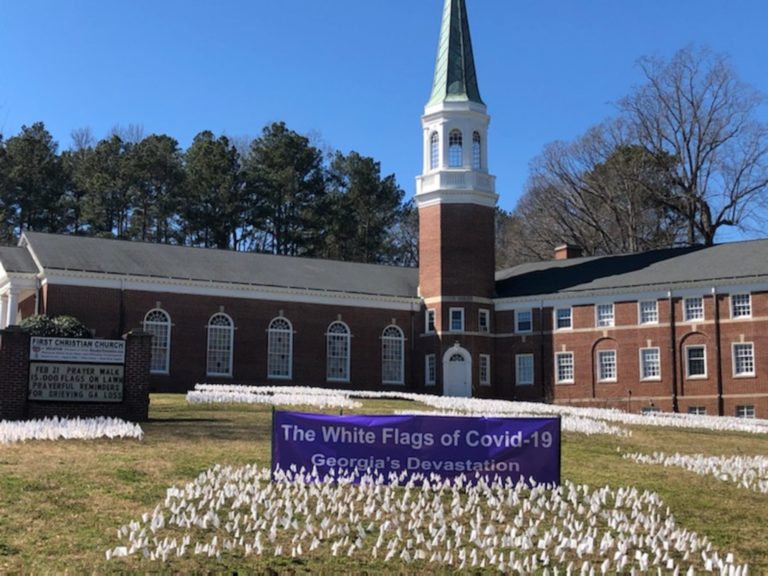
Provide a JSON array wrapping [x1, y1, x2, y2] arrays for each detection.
[[272, 412, 560, 485]]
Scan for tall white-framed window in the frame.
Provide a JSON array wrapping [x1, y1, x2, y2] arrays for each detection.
[[425, 354, 436, 386], [516, 309, 532, 333], [326, 321, 351, 382], [143, 308, 171, 374], [429, 131, 440, 170], [449, 308, 464, 332], [425, 309, 436, 333], [684, 297, 704, 322], [478, 309, 490, 333], [688, 406, 707, 415], [685, 345, 707, 379], [448, 129, 463, 167], [267, 317, 293, 380], [597, 350, 617, 382], [732, 342, 755, 377], [479, 354, 491, 386], [555, 307, 572, 330], [555, 352, 574, 384], [736, 405, 755, 419], [381, 325, 405, 385], [516, 354, 534, 386], [472, 131, 481, 170], [596, 303, 614, 327], [207, 313, 234, 377], [640, 347, 661, 380], [731, 293, 751, 319], [639, 300, 658, 324]]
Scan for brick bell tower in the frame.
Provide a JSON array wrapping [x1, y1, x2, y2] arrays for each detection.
[[416, 0, 497, 397]]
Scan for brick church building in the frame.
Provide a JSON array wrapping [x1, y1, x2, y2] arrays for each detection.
[[1, 0, 767, 418]]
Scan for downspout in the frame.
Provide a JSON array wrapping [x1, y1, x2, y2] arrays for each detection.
[[712, 287, 724, 416], [669, 290, 679, 413]]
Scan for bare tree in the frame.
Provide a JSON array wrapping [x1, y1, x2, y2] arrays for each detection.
[[503, 118, 684, 262], [620, 46, 768, 245]]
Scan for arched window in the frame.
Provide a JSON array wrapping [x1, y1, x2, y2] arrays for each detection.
[[472, 131, 482, 170], [381, 325, 405, 385], [268, 317, 293, 380], [207, 313, 234, 377], [429, 131, 440, 170], [326, 321, 351, 382], [143, 309, 171, 374], [448, 130, 463, 167]]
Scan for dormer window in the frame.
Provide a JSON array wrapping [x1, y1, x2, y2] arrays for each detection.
[[448, 130, 463, 167]]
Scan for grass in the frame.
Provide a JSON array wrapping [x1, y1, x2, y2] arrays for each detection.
[[0, 393, 766, 573]]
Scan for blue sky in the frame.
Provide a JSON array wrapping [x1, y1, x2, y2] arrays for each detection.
[[2, 0, 768, 220]]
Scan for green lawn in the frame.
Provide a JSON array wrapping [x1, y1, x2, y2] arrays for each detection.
[[0, 394, 766, 573]]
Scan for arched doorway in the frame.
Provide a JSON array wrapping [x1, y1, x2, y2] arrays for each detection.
[[442, 346, 472, 397]]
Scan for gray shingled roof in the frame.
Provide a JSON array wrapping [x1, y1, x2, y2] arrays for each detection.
[[21, 232, 419, 299], [495, 241, 768, 300], [0, 246, 39, 274]]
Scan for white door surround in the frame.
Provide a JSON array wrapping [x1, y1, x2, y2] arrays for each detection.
[[442, 345, 472, 397]]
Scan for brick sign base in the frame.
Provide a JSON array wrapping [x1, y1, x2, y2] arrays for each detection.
[[0, 327, 151, 422]]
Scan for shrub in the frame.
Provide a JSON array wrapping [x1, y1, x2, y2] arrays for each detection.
[[20, 315, 93, 338]]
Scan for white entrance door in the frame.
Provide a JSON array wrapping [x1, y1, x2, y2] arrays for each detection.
[[443, 348, 471, 397]]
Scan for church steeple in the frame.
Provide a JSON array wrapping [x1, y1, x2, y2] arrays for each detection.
[[427, 0, 483, 107]]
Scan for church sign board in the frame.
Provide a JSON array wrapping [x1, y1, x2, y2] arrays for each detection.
[[28, 337, 125, 402]]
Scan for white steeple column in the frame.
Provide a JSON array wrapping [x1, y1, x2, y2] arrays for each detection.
[[6, 288, 19, 327], [0, 293, 7, 329]]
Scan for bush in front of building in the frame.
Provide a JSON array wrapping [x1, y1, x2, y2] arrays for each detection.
[[20, 315, 93, 338]]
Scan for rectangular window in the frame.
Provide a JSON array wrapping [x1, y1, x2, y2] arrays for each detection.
[[449, 308, 464, 331], [516, 354, 534, 386], [555, 307, 572, 330], [425, 309, 436, 333], [639, 300, 658, 324], [684, 297, 704, 322], [736, 405, 755, 419], [425, 354, 436, 386], [479, 354, 491, 386], [555, 352, 574, 384], [731, 294, 751, 318], [685, 345, 707, 379], [596, 303, 614, 327], [516, 309, 532, 333], [640, 347, 661, 380], [478, 309, 490, 333], [688, 406, 707, 415], [732, 342, 755, 377], [597, 350, 617, 382]]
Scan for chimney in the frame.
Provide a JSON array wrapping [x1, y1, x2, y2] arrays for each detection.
[[554, 243, 582, 260]]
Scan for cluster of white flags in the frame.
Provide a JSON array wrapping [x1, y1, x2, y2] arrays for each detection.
[[0, 416, 143, 444], [189, 383, 768, 437], [625, 451, 768, 494], [106, 464, 748, 573]]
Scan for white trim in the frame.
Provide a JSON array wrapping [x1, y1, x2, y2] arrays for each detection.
[[596, 350, 617, 382], [555, 351, 574, 384], [381, 325, 405, 385], [515, 353, 534, 386], [449, 307, 465, 332], [730, 293, 752, 319], [638, 300, 659, 325], [479, 354, 491, 386], [731, 342, 755, 378], [38, 271, 418, 311], [425, 354, 436, 387], [515, 309, 532, 334], [425, 308, 436, 334], [684, 344, 708, 380], [267, 316, 293, 380], [554, 307, 573, 330], [639, 347, 661, 381], [206, 312, 235, 378], [595, 303, 615, 327], [683, 296, 704, 322], [478, 308, 491, 333], [326, 321, 351, 383]]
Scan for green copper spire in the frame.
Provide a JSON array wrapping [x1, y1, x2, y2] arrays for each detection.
[[427, 0, 483, 107]]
